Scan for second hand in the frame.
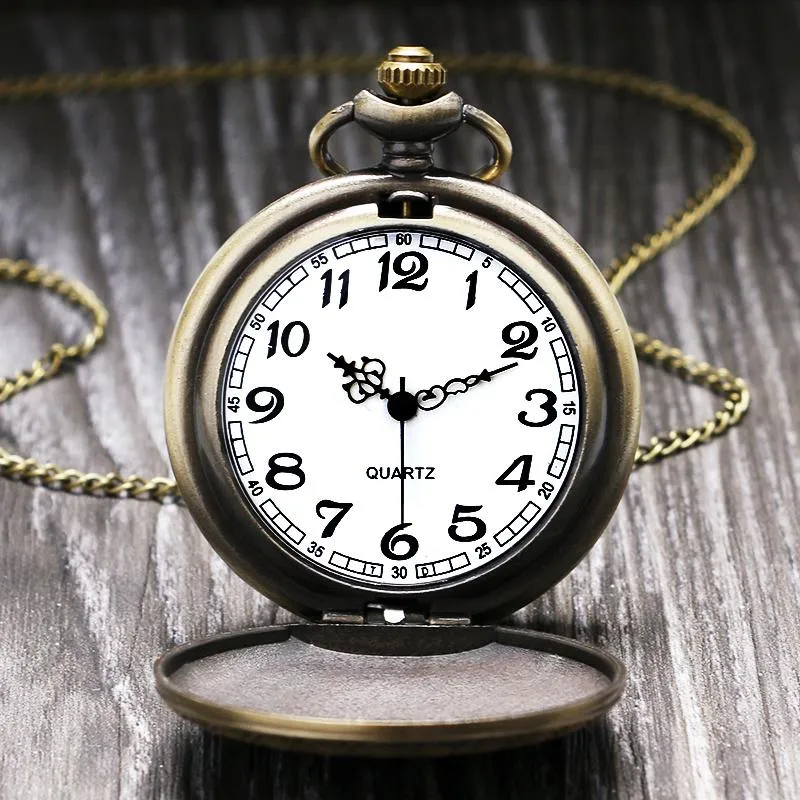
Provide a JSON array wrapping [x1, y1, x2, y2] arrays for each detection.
[[399, 376, 406, 525]]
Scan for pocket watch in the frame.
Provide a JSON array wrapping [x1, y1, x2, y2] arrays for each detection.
[[156, 46, 641, 756]]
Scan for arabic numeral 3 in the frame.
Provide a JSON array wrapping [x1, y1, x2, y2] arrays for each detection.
[[518, 389, 557, 428]]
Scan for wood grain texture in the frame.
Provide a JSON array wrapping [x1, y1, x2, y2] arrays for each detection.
[[0, 2, 798, 798]]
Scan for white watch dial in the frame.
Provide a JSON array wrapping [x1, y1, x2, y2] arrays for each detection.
[[220, 227, 582, 588]]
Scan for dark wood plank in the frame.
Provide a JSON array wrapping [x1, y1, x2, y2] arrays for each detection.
[[0, 3, 798, 798]]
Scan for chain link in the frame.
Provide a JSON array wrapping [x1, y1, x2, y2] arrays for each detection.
[[0, 54, 753, 500]]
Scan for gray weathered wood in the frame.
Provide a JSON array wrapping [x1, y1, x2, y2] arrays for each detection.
[[1, 3, 798, 798]]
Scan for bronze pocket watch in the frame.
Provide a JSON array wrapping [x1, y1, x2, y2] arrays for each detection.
[[0, 43, 753, 760], [156, 46, 641, 755]]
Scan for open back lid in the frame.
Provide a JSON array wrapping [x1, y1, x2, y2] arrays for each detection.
[[156, 622, 624, 756]]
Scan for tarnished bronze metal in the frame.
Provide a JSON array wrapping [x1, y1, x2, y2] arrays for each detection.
[[309, 47, 511, 181], [377, 45, 446, 101], [156, 624, 626, 757], [164, 171, 640, 622]]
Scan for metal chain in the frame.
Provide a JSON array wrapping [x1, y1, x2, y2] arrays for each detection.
[[0, 54, 753, 501]]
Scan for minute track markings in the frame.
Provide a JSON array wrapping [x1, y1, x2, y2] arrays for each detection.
[[221, 226, 581, 588]]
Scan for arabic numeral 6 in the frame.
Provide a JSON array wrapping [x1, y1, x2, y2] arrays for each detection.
[[380, 523, 419, 561], [307, 541, 325, 558]]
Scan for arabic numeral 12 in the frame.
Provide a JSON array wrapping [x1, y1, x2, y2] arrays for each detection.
[[378, 251, 429, 291]]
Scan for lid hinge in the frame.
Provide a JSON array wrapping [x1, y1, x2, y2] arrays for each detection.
[[323, 605, 471, 626], [322, 610, 366, 625]]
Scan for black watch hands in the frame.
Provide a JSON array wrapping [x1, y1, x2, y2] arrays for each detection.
[[329, 351, 518, 415], [415, 362, 518, 411], [327, 353, 391, 403]]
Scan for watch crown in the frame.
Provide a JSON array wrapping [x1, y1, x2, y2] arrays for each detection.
[[377, 46, 447, 102]]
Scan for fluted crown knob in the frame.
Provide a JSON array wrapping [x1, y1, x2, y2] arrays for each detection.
[[377, 46, 447, 101]]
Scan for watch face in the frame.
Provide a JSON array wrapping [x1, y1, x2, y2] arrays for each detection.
[[219, 226, 582, 589]]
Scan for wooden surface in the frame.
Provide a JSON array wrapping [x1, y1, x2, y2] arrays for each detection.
[[1, 3, 798, 798]]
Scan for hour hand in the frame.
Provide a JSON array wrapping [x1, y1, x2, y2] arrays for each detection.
[[327, 353, 391, 404], [416, 362, 517, 411]]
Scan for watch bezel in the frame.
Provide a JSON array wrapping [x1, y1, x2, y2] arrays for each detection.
[[165, 171, 640, 621]]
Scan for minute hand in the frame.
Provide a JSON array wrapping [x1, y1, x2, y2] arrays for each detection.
[[415, 362, 518, 411]]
